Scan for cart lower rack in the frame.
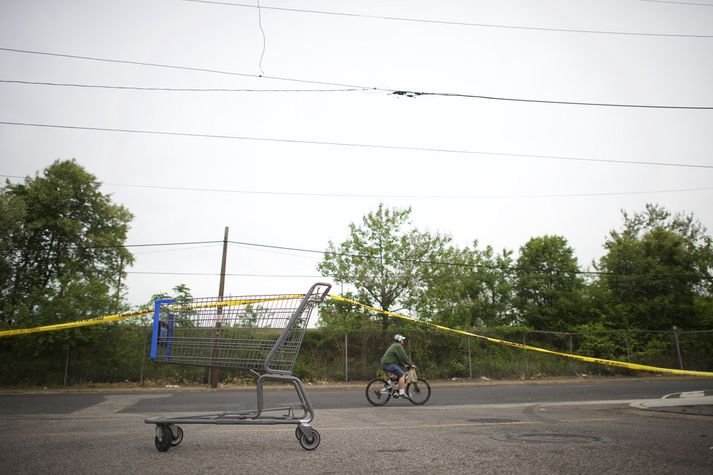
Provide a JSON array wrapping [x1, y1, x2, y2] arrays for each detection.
[[145, 282, 331, 451]]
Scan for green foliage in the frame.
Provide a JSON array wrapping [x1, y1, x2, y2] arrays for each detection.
[[597, 204, 713, 331], [2, 324, 712, 386], [1, 160, 134, 367], [513, 235, 588, 331], [316, 290, 381, 332], [1, 160, 133, 329], [3, 194, 713, 386], [425, 243, 515, 329], [318, 204, 454, 330]]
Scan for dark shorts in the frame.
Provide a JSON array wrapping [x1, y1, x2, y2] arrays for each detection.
[[381, 363, 405, 378]]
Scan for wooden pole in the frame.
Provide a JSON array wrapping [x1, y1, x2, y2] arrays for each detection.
[[209, 227, 229, 388]]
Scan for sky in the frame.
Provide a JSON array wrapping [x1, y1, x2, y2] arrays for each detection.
[[1, 0, 712, 310]]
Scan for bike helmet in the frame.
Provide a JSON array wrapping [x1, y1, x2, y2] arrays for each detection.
[[394, 334, 406, 342]]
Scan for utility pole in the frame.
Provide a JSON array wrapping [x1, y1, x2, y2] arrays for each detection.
[[209, 227, 229, 388]]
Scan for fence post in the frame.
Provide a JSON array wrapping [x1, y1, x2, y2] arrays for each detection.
[[140, 325, 148, 387], [63, 345, 70, 386], [672, 326, 684, 370], [568, 333, 578, 376], [467, 336, 473, 379], [523, 332, 529, 378], [623, 330, 631, 361], [344, 333, 349, 383]]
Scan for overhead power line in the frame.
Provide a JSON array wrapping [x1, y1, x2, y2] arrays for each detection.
[[0, 47, 361, 88], [4, 174, 708, 200], [406, 90, 713, 110], [6, 237, 708, 280], [98, 182, 713, 199], [137, 239, 710, 281], [636, 0, 713, 6], [1, 120, 712, 169], [181, 0, 713, 38], [0, 79, 367, 93], [2, 47, 712, 109], [228, 240, 713, 281], [128, 271, 322, 278], [109, 183, 713, 198]]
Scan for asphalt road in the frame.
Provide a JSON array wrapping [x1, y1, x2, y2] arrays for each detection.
[[1, 377, 712, 474]]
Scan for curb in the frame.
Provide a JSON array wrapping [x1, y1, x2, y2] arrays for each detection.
[[630, 391, 713, 416]]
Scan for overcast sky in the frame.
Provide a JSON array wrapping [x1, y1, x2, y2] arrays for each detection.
[[1, 0, 712, 309]]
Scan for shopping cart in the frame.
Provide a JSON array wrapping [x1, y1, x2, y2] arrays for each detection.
[[144, 282, 331, 451]]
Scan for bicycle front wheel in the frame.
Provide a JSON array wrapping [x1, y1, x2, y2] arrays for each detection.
[[365, 378, 392, 406], [406, 379, 431, 405]]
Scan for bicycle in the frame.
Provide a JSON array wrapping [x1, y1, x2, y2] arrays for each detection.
[[365, 367, 431, 406]]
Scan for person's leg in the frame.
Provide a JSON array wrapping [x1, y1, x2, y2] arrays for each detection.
[[382, 363, 405, 392], [382, 364, 407, 395]]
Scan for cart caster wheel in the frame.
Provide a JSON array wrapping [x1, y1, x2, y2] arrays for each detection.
[[295, 426, 301, 441], [299, 428, 320, 451], [171, 426, 184, 446], [154, 425, 172, 452]]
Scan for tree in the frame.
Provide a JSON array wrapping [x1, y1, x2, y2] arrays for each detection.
[[0, 193, 26, 306], [513, 235, 587, 331], [317, 204, 453, 330], [0, 160, 134, 342], [596, 204, 713, 330], [424, 243, 515, 329], [145, 283, 195, 326]]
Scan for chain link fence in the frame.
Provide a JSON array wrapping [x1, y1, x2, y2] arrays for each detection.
[[1, 325, 711, 386]]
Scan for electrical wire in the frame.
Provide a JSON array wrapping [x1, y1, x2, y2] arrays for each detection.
[[132, 243, 221, 255], [1, 121, 712, 169], [4, 174, 712, 199], [0, 47, 362, 89], [96, 180, 713, 199], [181, 0, 713, 38], [2, 48, 712, 109], [0, 79, 368, 93], [411, 90, 713, 110], [636, 0, 713, 6], [256, 0, 266, 76], [127, 271, 322, 277], [4, 237, 709, 280]]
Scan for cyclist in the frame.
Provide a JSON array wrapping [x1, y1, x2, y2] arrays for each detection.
[[380, 334, 413, 398]]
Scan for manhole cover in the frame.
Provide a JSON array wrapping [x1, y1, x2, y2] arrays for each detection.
[[468, 418, 520, 424], [505, 433, 602, 444]]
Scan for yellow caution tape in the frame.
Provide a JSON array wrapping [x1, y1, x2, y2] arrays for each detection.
[[0, 308, 152, 337], [0, 294, 305, 338], [328, 294, 713, 378], [4, 292, 711, 378], [166, 294, 304, 312]]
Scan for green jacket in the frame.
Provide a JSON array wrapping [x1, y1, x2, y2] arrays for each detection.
[[380, 342, 412, 367]]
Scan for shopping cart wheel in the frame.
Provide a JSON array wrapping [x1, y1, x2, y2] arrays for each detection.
[[154, 425, 173, 452], [171, 426, 184, 446], [298, 428, 321, 451]]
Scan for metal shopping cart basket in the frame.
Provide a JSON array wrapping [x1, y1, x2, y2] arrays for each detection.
[[144, 282, 331, 451]]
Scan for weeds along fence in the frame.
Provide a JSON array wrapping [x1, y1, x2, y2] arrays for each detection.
[[0, 324, 712, 386]]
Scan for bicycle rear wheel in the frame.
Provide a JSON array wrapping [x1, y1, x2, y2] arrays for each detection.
[[365, 378, 392, 406], [406, 379, 431, 405]]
